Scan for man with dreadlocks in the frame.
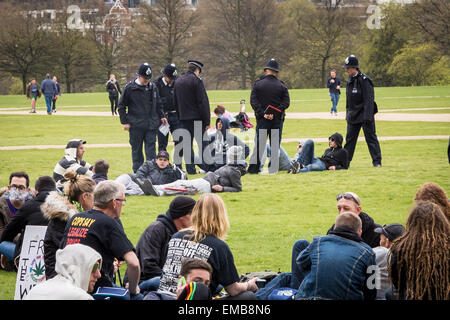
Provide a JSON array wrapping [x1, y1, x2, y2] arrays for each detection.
[[388, 201, 450, 300]]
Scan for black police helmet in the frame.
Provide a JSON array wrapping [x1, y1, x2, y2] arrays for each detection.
[[343, 55, 359, 69], [137, 63, 152, 79], [264, 58, 279, 72], [162, 63, 178, 80]]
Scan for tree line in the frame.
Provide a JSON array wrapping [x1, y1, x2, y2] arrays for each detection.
[[0, 0, 448, 95]]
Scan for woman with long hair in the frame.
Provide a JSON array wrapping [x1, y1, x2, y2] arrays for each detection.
[[152, 193, 258, 300], [43, 171, 95, 278], [389, 201, 450, 300]]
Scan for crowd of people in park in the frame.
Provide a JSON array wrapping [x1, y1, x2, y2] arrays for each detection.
[[2, 57, 447, 300]]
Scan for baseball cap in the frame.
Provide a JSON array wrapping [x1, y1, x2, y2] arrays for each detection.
[[156, 150, 170, 160], [374, 223, 406, 242]]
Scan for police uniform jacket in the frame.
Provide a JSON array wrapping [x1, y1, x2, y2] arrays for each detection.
[[118, 79, 164, 130], [174, 70, 210, 126], [154, 75, 176, 115], [345, 71, 377, 124], [250, 75, 290, 120]]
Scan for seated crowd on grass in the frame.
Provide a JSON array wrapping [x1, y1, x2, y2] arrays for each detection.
[[0, 137, 448, 301]]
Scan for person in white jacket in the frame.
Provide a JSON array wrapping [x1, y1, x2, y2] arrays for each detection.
[[25, 244, 102, 300]]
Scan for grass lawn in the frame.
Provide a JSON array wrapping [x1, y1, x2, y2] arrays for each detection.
[[0, 86, 449, 300], [1, 85, 449, 113]]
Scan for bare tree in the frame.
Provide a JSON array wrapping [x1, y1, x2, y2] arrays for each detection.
[[127, 0, 198, 68], [195, 0, 280, 89], [0, 3, 52, 94], [404, 0, 449, 55], [283, 0, 353, 88]]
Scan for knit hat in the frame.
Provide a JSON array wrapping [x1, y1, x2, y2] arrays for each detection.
[[226, 145, 244, 163], [156, 150, 170, 160], [168, 196, 196, 219], [177, 282, 212, 300]]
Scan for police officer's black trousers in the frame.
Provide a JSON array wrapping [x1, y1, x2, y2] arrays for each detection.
[[180, 120, 213, 174], [248, 117, 283, 174], [129, 127, 157, 173], [344, 120, 382, 166]]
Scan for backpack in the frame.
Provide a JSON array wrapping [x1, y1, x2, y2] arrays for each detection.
[[230, 112, 254, 131]]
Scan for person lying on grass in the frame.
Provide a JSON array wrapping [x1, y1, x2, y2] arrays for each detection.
[[288, 132, 348, 173], [136, 146, 246, 196]]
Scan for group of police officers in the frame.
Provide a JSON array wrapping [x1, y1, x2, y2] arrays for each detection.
[[117, 55, 382, 176]]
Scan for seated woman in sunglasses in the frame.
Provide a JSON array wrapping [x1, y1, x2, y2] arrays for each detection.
[[288, 132, 348, 173]]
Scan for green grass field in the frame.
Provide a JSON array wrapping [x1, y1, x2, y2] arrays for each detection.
[[2, 86, 450, 113], [0, 86, 449, 300]]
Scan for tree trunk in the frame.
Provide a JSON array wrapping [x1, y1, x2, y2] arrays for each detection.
[[22, 73, 27, 95]]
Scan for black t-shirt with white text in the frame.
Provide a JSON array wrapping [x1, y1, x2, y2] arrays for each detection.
[[60, 209, 134, 287], [158, 230, 240, 295]]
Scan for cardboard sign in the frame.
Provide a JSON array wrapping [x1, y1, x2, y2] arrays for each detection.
[[14, 225, 48, 300]]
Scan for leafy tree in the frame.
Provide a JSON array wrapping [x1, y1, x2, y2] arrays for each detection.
[[388, 42, 450, 86]]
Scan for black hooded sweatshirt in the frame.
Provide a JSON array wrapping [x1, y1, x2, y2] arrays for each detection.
[[135, 213, 178, 281], [319, 132, 349, 170]]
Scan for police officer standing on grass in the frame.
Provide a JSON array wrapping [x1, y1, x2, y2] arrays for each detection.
[[118, 63, 167, 173], [154, 64, 182, 165], [247, 58, 290, 174], [343, 55, 382, 168], [174, 60, 212, 175]]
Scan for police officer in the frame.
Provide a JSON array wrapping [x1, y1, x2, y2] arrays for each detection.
[[118, 63, 167, 173], [247, 58, 290, 174], [343, 55, 382, 167], [174, 60, 211, 175], [154, 64, 181, 159]]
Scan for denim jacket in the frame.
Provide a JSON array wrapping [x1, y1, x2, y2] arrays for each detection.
[[295, 226, 376, 300]]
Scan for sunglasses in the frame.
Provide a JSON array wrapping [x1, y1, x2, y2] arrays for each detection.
[[114, 198, 126, 203], [336, 193, 360, 206], [92, 262, 100, 273]]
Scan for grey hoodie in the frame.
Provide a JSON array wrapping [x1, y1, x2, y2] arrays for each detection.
[[25, 244, 102, 300]]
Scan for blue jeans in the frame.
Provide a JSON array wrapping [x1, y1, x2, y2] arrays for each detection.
[[139, 276, 160, 294], [296, 140, 327, 172], [330, 93, 340, 113], [0, 241, 16, 261], [44, 95, 53, 114], [255, 239, 311, 300]]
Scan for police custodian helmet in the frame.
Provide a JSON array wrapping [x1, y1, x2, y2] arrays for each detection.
[[162, 63, 178, 80], [264, 58, 279, 72], [343, 55, 359, 69], [137, 63, 152, 79]]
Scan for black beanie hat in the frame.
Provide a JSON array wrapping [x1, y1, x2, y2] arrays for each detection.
[[168, 196, 196, 219], [177, 282, 212, 300]]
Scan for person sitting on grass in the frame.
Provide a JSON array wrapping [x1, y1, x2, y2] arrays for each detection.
[[152, 194, 258, 300], [92, 159, 109, 185], [288, 132, 348, 173], [388, 201, 450, 300], [136, 146, 246, 196], [256, 191, 380, 300], [25, 244, 102, 300], [372, 223, 405, 299], [145, 257, 213, 300], [413, 182, 449, 221], [115, 151, 186, 196], [294, 212, 376, 300], [134, 196, 196, 294], [0, 176, 55, 271], [53, 139, 93, 189]]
